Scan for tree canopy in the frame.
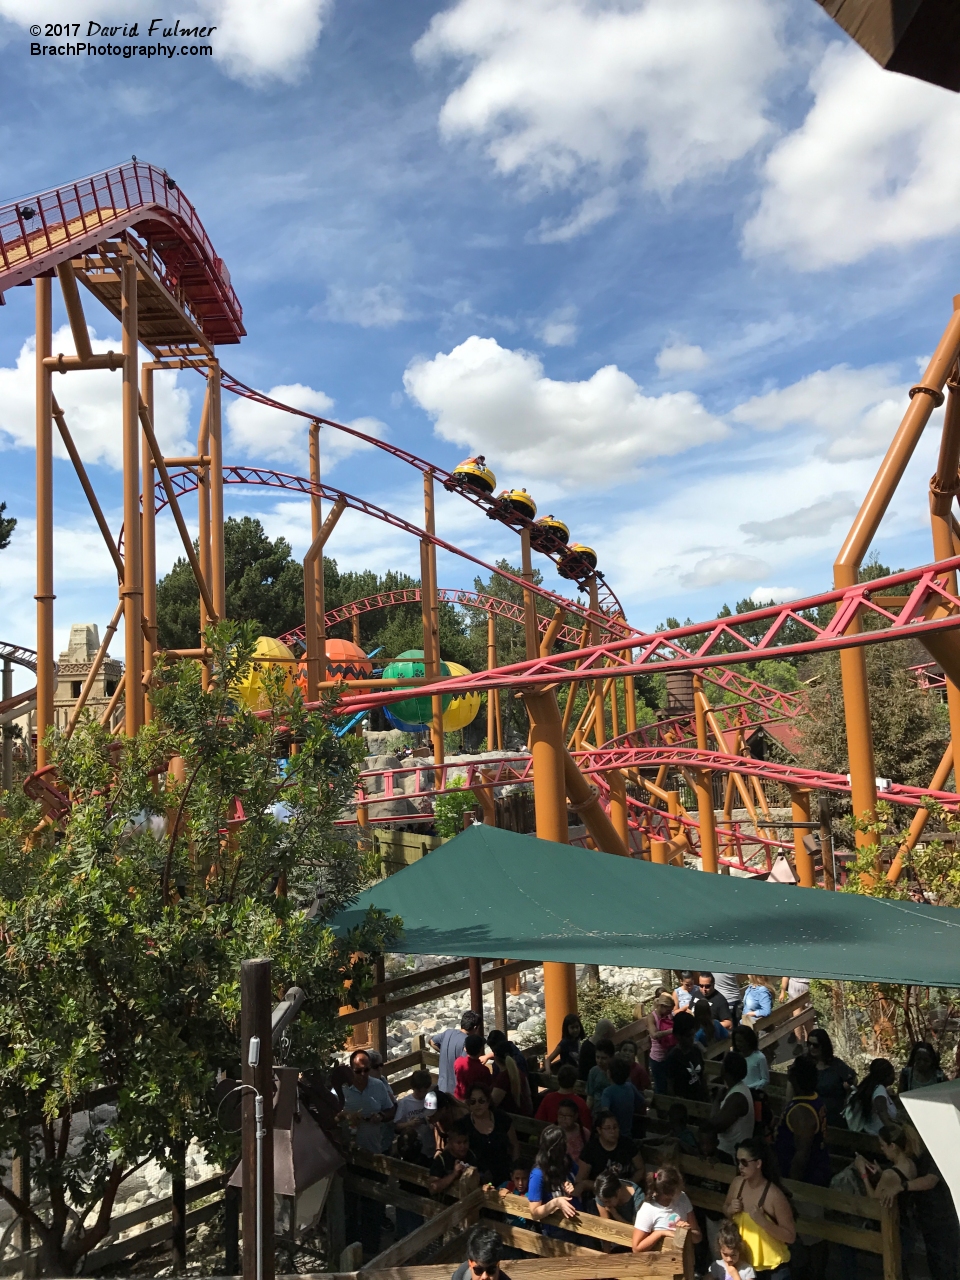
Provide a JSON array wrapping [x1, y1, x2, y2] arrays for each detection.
[[0, 623, 396, 1273], [0, 500, 16, 551]]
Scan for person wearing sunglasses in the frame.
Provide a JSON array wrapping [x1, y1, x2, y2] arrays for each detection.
[[723, 1139, 795, 1278], [451, 1225, 513, 1280], [342, 1049, 397, 1254], [461, 1084, 518, 1186]]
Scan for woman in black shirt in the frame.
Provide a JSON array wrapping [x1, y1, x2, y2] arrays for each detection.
[[459, 1084, 518, 1186], [574, 1110, 644, 1197]]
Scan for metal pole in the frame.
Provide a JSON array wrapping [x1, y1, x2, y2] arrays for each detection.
[[141, 366, 156, 722], [208, 362, 226, 619], [520, 529, 538, 661], [196, 386, 212, 686], [819, 795, 836, 891], [423, 474, 444, 766], [789, 787, 815, 887], [524, 687, 577, 1048], [241, 959, 274, 1280], [308, 423, 325, 687], [692, 674, 718, 872], [468, 957, 484, 1033], [835, 297, 960, 848], [35, 277, 54, 766], [2, 658, 12, 791], [121, 255, 143, 735], [486, 611, 497, 750]]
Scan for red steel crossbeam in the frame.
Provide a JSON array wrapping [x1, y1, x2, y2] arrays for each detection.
[[910, 662, 946, 691], [146, 465, 624, 638], [216, 369, 625, 617], [333, 556, 960, 713], [0, 161, 243, 344]]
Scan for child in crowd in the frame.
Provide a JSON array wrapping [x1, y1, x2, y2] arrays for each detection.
[[600, 1056, 646, 1140], [497, 1158, 531, 1228], [618, 1039, 652, 1092], [666, 1102, 700, 1156], [556, 1097, 587, 1162], [632, 1165, 701, 1253], [709, 1219, 756, 1280], [535, 1064, 593, 1130], [428, 1128, 476, 1196], [594, 1168, 645, 1243], [674, 972, 701, 1011], [454, 1034, 491, 1100], [586, 1039, 615, 1112]]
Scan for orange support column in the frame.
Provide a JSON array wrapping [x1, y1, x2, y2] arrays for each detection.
[[35, 277, 54, 762], [524, 687, 577, 1049], [141, 366, 157, 722], [121, 255, 143, 735], [789, 787, 816, 888]]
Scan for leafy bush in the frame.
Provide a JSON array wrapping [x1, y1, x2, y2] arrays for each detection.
[[433, 782, 479, 840], [576, 979, 637, 1035]]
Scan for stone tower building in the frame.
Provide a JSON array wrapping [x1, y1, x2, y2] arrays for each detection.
[[53, 624, 122, 728]]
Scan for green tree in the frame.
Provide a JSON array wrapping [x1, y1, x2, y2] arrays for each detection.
[[0, 500, 15, 550], [156, 516, 306, 647], [0, 622, 397, 1274]]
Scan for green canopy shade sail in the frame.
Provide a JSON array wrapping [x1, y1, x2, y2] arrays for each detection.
[[332, 824, 960, 987]]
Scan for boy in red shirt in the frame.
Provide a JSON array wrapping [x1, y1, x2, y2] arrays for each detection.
[[535, 1064, 592, 1131], [454, 1034, 492, 1100]]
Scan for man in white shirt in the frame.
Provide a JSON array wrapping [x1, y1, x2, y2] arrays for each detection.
[[430, 1010, 481, 1094]]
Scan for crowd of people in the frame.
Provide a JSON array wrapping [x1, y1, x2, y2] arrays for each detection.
[[334, 973, 958, 1280]]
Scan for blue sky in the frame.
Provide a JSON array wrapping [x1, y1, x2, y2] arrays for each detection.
[[3, 0, 960, 688]]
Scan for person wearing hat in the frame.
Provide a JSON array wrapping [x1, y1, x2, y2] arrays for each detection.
[[646, 992, 677, 1095]]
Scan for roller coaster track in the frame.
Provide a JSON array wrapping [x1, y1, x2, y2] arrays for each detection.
[[0, 642, 39, 722], [149, 465, 627, 639], [217, 370, 625, 618], [278, 586, 805, 745], [333, 555, 960, 714], [0, 161, 243, 345]]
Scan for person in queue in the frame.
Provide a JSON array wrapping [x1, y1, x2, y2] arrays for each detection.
[[431, 1011, 482, 1094], [899, 1041, 945, 1093], [547, 1013, 585, 1071], [575, 1109, 644, 1198], [732, 1025, 770, 1090], [459, 1083, 518, 1186], [577, 1017, 617, 1083], [535, 1063, 592, 1130], [694, 997, 730, 1049], [647, 992, 677, 1095], [774, 1055, 831, 1186], [450, 1225, 513, 1280], [556, 1096, 587, 1162], [699, 972, 734, 1029], [878, 1127, 960, 1280], [803, 1028, 855, 1128], [703, 1052, 755, 1162], [673, 971, 701, 1012], [740, 977, 774, 1026], [844, 1058, 897, 1134], [526, 1124, 581, 1236], [664, 1011, 708, 1102], [632, 1165, 701, 1253], [342, 1048, 397, 1255], [723, 1139, 796, 1279]]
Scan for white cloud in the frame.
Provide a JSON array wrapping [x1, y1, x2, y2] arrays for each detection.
[[656, 342, 709, 375], [740, 492, 859, 544], [0, 326, 191, 469], [225, 383, 386, 470], [748, 585, 800, 604], [536, 189, 620, 244], [415, 0, 784, 198], [325, 284, 409, 328], [743, 42, 960, 269], [679, 552, 770, 589], [536, 306, 578, 347], [403, 334, 728, 489], [730, 363, 912, 462], [0, 0, 332, 83]]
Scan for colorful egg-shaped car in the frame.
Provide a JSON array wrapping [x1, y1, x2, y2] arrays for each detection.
[[452, 455, 496, 495]]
